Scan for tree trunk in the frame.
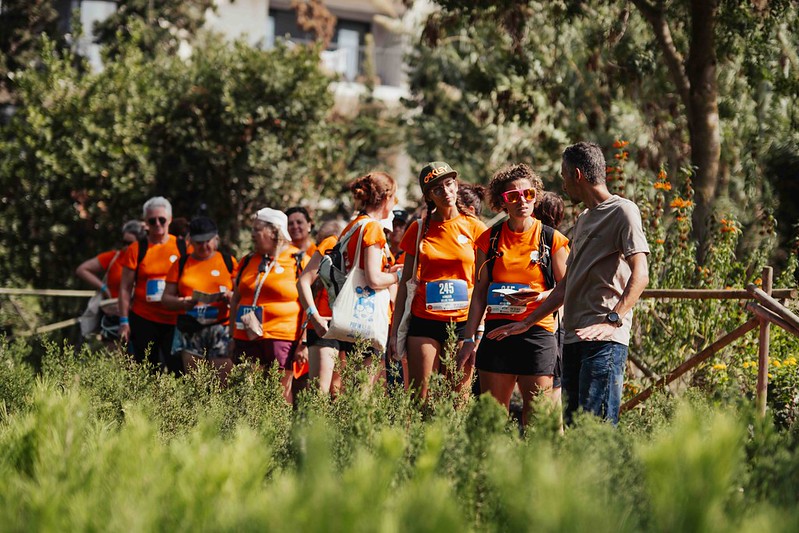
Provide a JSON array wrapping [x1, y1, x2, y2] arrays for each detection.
[[632, 0, 721, 261], [686, 0, 721, 261]]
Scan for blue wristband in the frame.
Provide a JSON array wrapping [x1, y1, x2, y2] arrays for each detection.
[[305, 306, 317, 318], [119, 316, 129, 325], [101, 283, 108, 293]]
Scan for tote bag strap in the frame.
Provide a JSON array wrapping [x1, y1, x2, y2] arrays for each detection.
[[409, 219, 423, 281], [349, 218, 376, 276], [251, 254, 277, 306]]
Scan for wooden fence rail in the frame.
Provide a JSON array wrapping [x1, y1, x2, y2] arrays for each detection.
[[623, 266, 798, 418]]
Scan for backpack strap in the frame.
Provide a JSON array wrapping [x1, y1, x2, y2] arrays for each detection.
[[221, 252, 234, 274], [176, 237, 187, 258], [178, 254, 190, 279], [134, 236, 149, 280], [538, 223, 556, 290], [235, 253, 254, 288], [293, 251, 305, 280], [485, 222, 503, 284]]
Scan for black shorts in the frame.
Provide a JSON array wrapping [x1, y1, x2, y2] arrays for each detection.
[[306, 327, 340, 350], [339, 341, 380, 360], [408, 315, 466, 347], [476, 319, 557, 376]]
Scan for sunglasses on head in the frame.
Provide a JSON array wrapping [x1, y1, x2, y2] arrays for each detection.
[[501, 187, 536, 204], [147, 217, 167, 226]]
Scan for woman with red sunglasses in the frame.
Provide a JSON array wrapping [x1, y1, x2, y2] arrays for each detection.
[[456, 164, 569, 427]]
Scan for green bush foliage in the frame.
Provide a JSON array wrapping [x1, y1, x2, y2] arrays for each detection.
[[1, 337, 799, 531]]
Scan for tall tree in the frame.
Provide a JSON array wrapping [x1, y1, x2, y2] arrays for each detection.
[[92, 0, 215, 57], [410, 0, 797, 257], [0, 0, 60, 105]]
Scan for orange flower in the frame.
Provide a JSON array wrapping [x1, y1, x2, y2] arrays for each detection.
[[654, 182, 672, 191], [657, 169, 668, 181], [655, 238, 665, 244], [613, 139, 629, 149], [671, 198, 693, 209]]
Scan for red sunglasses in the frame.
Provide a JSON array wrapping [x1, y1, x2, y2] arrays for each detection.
[[501, 188, 536, 204]]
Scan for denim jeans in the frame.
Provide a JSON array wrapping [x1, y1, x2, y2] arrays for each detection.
[[562, 341, 628, 425]]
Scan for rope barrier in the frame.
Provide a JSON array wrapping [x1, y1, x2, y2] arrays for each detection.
[[0, 288, 96, 297]]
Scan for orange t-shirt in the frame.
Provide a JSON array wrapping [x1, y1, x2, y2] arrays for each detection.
[[119, 235, 184, 324], [233, 245, 309, 341], [475, 219, 569, 330], [97, 249, 125, 298], [313, 235, 338, 317], [341, 215, 388, 270], [165, 252, 238, 325], [400, 215, 487, 322]]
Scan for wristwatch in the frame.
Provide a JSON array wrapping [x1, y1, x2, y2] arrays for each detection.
[[606, 311, 622, 326]]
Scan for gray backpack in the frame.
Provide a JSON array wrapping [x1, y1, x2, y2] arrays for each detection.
[[317, 218, 371, 306]]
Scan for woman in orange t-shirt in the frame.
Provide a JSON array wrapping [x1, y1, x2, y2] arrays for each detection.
[[299, 173, 400, 390], [162, 217, 237, 381], [118, 197, 186, 374], [75, 220, 145, 341], [285, 206, 317, 394], [296, 219, 346, 395], [337, 173, 401, 361], [230, 208, 308, 403], [388, 162, 487, 400], [457, 164, 569, 426]]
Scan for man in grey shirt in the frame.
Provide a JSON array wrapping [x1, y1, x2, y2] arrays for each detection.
[[488, 142, 649, 425]]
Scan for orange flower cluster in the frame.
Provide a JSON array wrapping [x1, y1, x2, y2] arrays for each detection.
[[720, 218, 737, 233], [670, 198, 693, 209], [607, 139, 629, 192], [653, 168, 672, 190], [655, 238, 665, 244]]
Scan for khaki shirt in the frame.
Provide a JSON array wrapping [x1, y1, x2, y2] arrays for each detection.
[[563, 195, 649, 346]]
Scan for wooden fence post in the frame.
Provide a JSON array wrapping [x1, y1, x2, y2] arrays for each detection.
[[756, 267, 773, 418]]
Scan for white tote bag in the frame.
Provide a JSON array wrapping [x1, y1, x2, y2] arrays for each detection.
[[324, 221, 391, 352], [393, 220, 423, 361]]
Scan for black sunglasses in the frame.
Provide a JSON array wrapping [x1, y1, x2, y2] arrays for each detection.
[[147, 217, 167, 226]]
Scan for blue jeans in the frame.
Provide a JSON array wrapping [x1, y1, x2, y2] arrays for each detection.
[[562, 341, 628, 425]]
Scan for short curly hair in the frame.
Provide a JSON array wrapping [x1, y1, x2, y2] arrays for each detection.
[[488, 163, 544, 212]]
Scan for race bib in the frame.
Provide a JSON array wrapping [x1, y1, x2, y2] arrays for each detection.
[[187, 305, 220, 325], [486, 283, 528, 315], [235, 305, 263, 330], [425, 279, 469, 311], [145, 278, 166, 302]]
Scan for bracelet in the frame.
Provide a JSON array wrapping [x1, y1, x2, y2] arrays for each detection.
[[476, 325, 485, 333], [462, 336, 475, 343], [396, 268, 403, 282], [100, 283, 108, 293], [119, 317, 129, 325], [305, 305, 317, 318]]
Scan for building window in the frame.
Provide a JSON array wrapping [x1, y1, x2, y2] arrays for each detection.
[[267, 8, 370, 82]]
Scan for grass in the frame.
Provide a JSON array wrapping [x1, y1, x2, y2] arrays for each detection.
[[0, 336, 798, 532]]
